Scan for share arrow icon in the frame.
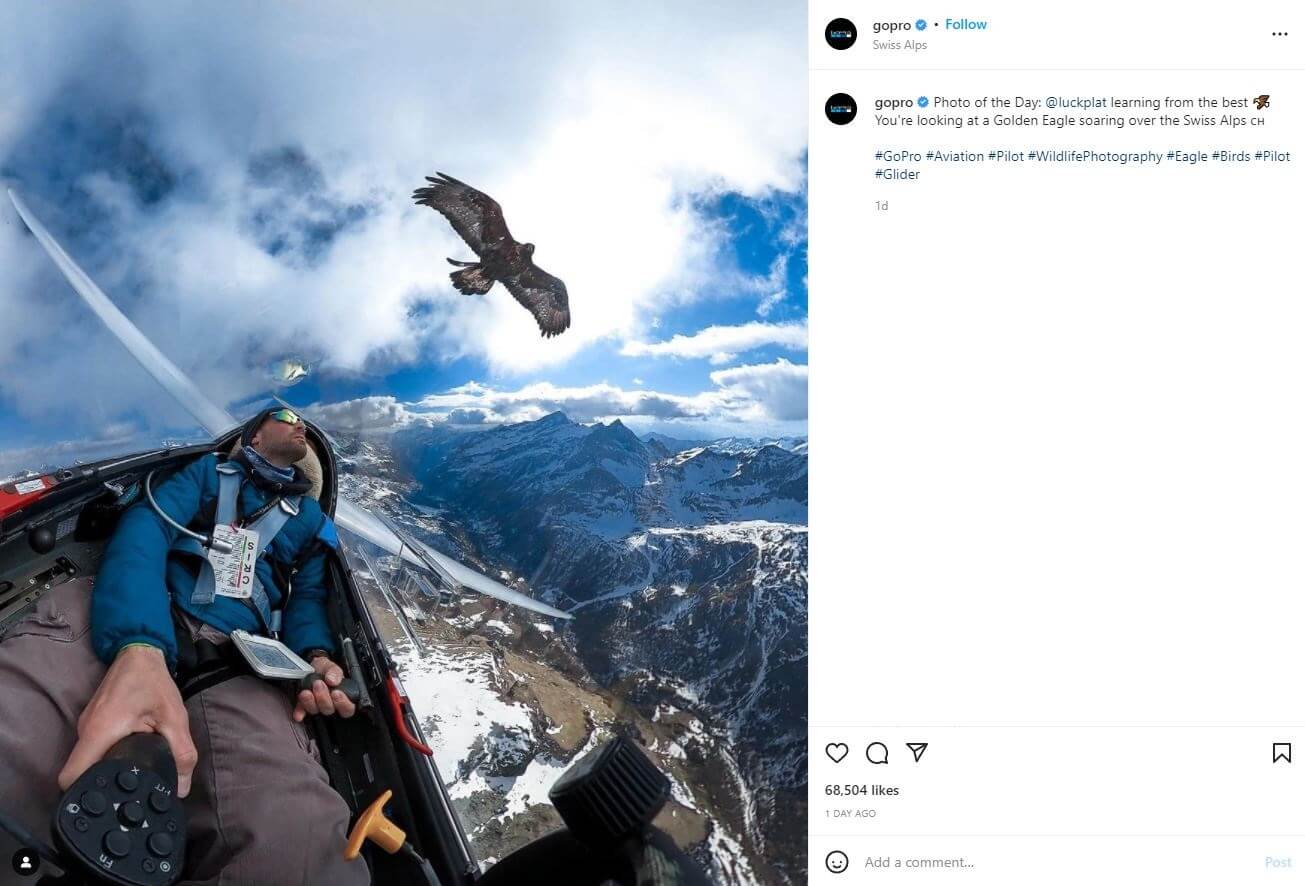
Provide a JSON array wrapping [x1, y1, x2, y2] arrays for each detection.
[[906, 742, 929, 763]]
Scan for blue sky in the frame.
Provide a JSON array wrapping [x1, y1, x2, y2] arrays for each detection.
[[0, 3, 806, 474]]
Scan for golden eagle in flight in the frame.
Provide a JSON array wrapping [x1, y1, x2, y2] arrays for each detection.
[[413, 172, 571, 338]]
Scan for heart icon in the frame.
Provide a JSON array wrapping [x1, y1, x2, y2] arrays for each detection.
[[825, 742, 849, 763]]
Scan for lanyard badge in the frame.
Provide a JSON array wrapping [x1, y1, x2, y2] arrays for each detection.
[[208, 524, 260, 599]]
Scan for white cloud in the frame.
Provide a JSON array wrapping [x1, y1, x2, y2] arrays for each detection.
[[753, 253, 790, 317], [756, 289, 786, 318], [621, 320, 807, 364], [308, 357, 807, 433], [709, 358, 808, 421], [415, 381, 716, 424], [304, 395, 431, 432], [0, 2, 805, 444]]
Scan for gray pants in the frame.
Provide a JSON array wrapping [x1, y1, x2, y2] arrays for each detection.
[[0, 578, 370, 885]]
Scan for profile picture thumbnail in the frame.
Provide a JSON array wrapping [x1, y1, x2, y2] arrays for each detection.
[[825, 93, 857, 125], [825, 18, 857, 50]]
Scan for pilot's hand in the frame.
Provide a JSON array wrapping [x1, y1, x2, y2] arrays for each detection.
[[59, 644, 199, 798], [293, 656, 357, 721]]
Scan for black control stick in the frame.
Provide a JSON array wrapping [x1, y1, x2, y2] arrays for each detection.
[[52, 733, 186, 886], [297, 672, 362, 706], [477, 735, 712, 886]]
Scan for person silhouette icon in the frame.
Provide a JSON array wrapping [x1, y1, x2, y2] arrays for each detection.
[[11, 848, 40, 876]]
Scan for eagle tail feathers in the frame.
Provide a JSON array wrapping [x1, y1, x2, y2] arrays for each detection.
[[450, 264, 494, 295]]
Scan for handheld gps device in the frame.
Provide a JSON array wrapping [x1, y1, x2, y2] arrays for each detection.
[[230, 630, 362, 705], [229, 630, 314, 680]]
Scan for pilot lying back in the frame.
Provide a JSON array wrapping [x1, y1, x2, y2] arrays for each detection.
[[0, 406, 370, 885]]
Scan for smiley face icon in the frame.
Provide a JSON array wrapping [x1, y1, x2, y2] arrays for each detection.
[[825, 850, 849, 874]]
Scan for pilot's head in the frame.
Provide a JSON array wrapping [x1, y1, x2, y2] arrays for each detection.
[[243, 407, 309, 466]]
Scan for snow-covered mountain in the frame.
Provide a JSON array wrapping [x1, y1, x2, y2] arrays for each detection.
[[333, 414, 808, 885], [641, 432, 807, 459]]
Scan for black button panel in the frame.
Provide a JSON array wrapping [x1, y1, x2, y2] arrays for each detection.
[[55, 757, 186, 885]]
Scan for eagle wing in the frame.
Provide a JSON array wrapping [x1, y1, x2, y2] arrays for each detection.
[[502, 262, 571, 338], [412, 172, 513, 256]]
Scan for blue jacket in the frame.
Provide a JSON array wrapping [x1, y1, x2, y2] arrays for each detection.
[[93, 453, 338, 669]]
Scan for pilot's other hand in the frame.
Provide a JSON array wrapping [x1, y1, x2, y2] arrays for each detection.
[[293, 655, 357, 721], [60, 644, 199, 798]]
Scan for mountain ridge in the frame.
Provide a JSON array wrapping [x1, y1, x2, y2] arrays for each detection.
[[335, 411, 807, 885]]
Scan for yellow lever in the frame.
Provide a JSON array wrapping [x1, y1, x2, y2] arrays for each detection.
[[344, 788, 407, 860]]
